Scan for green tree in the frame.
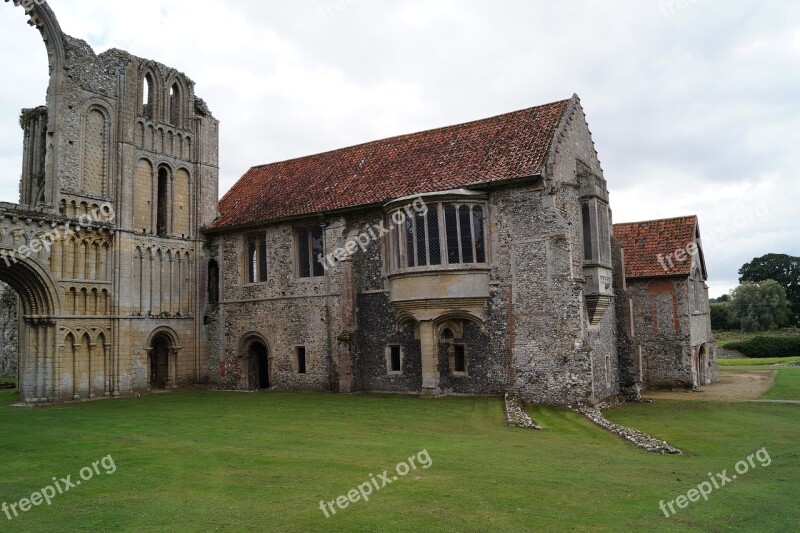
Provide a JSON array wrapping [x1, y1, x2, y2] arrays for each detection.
[[729, 280, 792, 332], [710, 303, 736, 330], [739, 254, 800, 324]]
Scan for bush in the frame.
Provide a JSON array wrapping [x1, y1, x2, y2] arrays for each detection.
[[724, 335, 800, 358]]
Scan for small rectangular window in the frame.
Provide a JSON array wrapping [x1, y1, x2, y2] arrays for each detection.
[[296, 346, 307, 374], [390, 346, 402, 373], [453, 345, 466, 374]]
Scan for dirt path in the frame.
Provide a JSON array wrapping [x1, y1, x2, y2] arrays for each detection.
[[643, 370, 777, 402]]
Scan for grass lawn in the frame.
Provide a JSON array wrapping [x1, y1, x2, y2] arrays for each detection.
[[0, 385, 798, 532], [759, 368, 800, 401], [718, 357, 800, 367]]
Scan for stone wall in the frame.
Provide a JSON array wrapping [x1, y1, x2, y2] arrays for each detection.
[[207, 98, 623, 406], [0, 283, 18, 377]]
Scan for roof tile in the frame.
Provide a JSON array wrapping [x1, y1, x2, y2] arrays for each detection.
[[211, 98, 572, 229], [614, 216, 699, 278]]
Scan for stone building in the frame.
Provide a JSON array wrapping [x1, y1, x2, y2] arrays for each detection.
[[0, 0, 715, 405], [206, 96, 627, 406], [0, 0, 217, 403], [614, 216, 718, 389]]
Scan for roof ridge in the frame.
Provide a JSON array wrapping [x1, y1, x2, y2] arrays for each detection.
[[614, 215, 697, 227]]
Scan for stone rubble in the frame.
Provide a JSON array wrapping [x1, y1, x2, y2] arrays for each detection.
[[575, 402, 682, 455], [504, 393, 543, 430]]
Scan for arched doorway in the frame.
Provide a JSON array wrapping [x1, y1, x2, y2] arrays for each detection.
[[151, 334, 171, 390], [241, 335, 270, 390], [146, 327, 180, 391], [697, 344, 707, 386]]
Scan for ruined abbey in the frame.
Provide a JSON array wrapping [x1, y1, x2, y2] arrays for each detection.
[[0, 1, 716, 406]]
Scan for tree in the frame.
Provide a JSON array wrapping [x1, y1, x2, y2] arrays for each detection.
[[739, 254, 800, 324], [729, 280, 792, 332], [710, 303, 736, 330]]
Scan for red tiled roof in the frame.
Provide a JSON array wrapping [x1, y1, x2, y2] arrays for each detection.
[[210, 97, 575, 230], [613, 216, 701, 278]]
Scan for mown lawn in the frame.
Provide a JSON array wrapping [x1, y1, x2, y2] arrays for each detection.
[[759, 368, 800, 401], [0, 384, 798, 532], [718, 356, 800, 367]]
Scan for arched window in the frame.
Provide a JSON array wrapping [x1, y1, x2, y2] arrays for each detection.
[[169, 83, 180, 125], [142, 73, 154, 117], [156, 167, 170, 237]]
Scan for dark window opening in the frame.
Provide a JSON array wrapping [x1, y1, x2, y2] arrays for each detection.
[[598, 204, 610, 264], [582, 203, 593, 262], [427, 208, 442, 265], [472, 206, 485, 264], [415, 211, 428, 267], [389, 345, 402, 372], [459, 206, 474, 263], [454, 345, 466, 373], [156, 167, 169, 237], [208, 259, 219, 305], [296, 346, 307, 374], [170, 83, 180, 125], [298, 226, 325, 278], [142, 74, 153, 117], [445, 205, 459, 264]]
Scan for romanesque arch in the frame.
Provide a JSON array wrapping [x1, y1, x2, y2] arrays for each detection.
[[0, 252, 62, 403], [145, 326, 181, 390]]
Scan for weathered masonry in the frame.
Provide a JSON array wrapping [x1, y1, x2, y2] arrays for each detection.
[[205, 96, 628, 406], [614, 216, 718, 390], [0, 1, 715, 406], [0, 0, 218, 403]]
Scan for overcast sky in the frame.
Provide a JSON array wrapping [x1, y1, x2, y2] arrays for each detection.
[[0, 0, 797, 296]]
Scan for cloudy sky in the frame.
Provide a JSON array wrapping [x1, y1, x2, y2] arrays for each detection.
[[0, 0, 797, 296]]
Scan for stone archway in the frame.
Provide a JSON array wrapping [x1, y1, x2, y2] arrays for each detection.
[[0, 253, 61, 403], [239, 334, 270, 391], [146, 327, 180, 391]]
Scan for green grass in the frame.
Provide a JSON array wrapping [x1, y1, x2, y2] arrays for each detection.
[[718, 357, 800, 366], [760, 368, 800, 401], [0, 388, 798, 532]]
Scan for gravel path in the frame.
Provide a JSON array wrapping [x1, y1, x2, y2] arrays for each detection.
[[643, 370, 777, 402]]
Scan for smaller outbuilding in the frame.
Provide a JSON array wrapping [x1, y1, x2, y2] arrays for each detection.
[[614, 216, 718, 391]]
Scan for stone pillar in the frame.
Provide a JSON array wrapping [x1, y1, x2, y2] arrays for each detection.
[[88, 343, 96, 398], [170, 348, 179, 389], [103, 342, 111, 397], [420, 321, 440, 395], [72, 337, 80, 400], [338, 260, 355, 393]]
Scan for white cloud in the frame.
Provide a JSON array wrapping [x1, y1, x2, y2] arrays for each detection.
[[0, 0, 796, 290]]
